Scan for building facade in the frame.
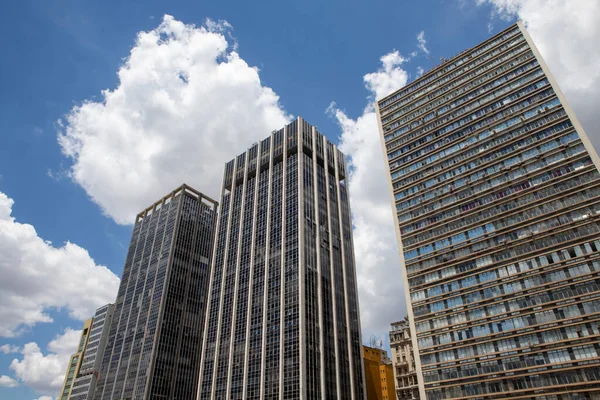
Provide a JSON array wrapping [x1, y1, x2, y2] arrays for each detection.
[[198, 117, 365, 400], [389, 318, 419, 400], [94, 184, 218, 400], [376, 22, 600, 399], [67, 303, 115, 400], [363, 345, 396, 400], [59, 318, 93, 400]]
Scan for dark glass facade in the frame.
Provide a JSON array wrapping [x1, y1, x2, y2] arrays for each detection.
[[198, 118, 365, 399], [94, 185, 217, 400], [377, 22, 600, 399]]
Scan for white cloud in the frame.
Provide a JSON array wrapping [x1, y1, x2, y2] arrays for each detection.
[[477, 0, 600, 149], [0, 191, 119, 337], [0, 344, 20, 354], [35, 397, 55, 400], [364, 51, 409, 100], [0, 375, 18, 388], [416, 66, 425, 77], [9, 328, 80, 395], [58, 14, 290, 225], [417, 31, 429, 54], [329, 51, 411, 339]]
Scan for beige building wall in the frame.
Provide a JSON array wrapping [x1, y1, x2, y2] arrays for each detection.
[[58, 318, 93, 400], [363, 345, 396, 400], [389, 318, 419, 400]]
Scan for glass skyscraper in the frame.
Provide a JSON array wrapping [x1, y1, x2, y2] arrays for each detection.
[[198, 117, 365, 400], [94, 185, 217, 400], [376, 22, 600, 399]]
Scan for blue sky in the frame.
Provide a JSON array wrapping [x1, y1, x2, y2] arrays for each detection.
[[1, 0, 599, 398]]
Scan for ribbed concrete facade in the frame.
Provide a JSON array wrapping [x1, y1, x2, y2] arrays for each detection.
[[69, 303, 115, 400], [197, 117, 365, 400], [377, 22, 600, 399], [94, 185, 217, 400]]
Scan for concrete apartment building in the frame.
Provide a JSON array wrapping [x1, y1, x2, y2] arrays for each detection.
[[363, 345, 396, 400], [94, 185, 218, 400], [389, 318, 419, 400], [197, 117, 365, 400], [65, 304, 115, 400], [376, 22, 600, 399]]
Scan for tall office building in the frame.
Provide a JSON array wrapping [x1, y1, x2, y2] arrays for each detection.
[[198, 117, 365, 400], [376, 21, 600, 399], [389, 318, 419, 400], [68, 303, 115, 400], [94, 185, 218, 400], [59, 318, 93, 400]]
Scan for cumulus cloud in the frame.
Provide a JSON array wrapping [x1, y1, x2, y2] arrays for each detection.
[[0, 191, 119, 337], [364, 51, 409, 101], [0, 344, 20, 354], [0, 375, 18, 388], [9, 328, 80, 395], [58, 14, 290, 224], [477, 0, 600, 148], [35, 397, 55, 400], [329, 50, 411, 340]]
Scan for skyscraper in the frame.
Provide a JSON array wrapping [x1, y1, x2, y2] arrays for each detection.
[[376, 22, 600, 399], [94, 184, 218, 400], [198, 117, 365, 400], [68, 303, 115, 400], [59, 318, 93, 400]]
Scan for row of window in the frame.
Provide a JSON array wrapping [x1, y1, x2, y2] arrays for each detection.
[[426, 366, 600, 399], [391, 93, 561, 180], [424, 343, 599, 383], [387, 62, 544, 161], [402, 162, 596, 251], [409, 217, 600, 288], [398, 129, 582, 224], [380, 27, 521, 111], [417, 274, 600, 339], [419, 298, 600, 367], [394, 87, 563, 209], [384, 46, 534, 140], [419, 270, 598, 338], [392, 107, 567, 210], [413, 202, 597, 280], [387, 66, 545, 188], [411, 236, 600, 306], [406, 158, 594, 278], [404, 165, 593, 262]]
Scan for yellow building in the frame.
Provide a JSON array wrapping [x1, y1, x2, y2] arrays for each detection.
[[363, 345, 396, 400], [58, 318, 93, 400]]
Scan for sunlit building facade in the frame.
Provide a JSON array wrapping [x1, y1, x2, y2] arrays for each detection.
[[389, 318, 419, 400], [363, 345, 396, 400], [198, 117, 365, 400], [377, 22, 600, 399], [68, 303, 115, 400], [94, 185, 218, 400], [59, 318, 93, 400]]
